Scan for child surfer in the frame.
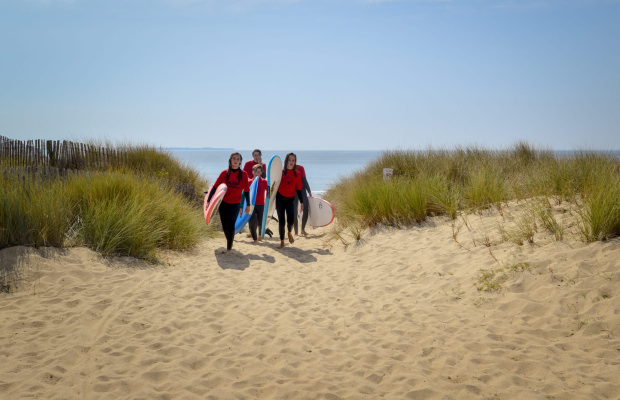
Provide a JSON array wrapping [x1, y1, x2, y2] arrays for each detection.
[[248, 164, 268, 242]]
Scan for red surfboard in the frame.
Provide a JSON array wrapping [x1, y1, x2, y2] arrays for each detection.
[[203, 183, 227, 225]]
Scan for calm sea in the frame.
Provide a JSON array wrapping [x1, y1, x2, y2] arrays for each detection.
[[169, 149, 382, 195], [170, 149, 620, 194]]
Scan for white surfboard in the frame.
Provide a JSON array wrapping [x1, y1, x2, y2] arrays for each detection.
[[261, 155, 282, 238], [305, 196, 334, 227]]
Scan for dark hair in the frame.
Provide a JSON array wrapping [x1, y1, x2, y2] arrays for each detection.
[[252, 164, 263, 173], [283, 152, 297, 176], [227, 152, 243, 182], [253, 149, 262, 156]]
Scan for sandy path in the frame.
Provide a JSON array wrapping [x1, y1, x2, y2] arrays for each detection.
[[1, 208, 619, 399]]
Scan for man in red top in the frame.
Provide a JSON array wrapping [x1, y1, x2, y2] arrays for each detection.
[[243, 149, 267, 179]]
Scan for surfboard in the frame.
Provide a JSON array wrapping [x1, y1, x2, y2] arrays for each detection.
[[203, 183, 227, 225], [261, 155, 282, 238], [234, 177, 259, 234], [304, 196, 335, 227]]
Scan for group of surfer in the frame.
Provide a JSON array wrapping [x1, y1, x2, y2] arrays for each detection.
[[206, 149, 312, 252]]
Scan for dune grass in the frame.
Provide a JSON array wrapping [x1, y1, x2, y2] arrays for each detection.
[[578, 165, 620, 242], [326, 142, 620, 243], [78, 140, 205, 199], [109, 141, 204, 189], [1, 141, 213, 263], [0, 172, 209, 261]]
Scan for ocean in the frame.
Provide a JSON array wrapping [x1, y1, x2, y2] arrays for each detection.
[[170, 148, 620, 195], [169, 149, 383, 195]]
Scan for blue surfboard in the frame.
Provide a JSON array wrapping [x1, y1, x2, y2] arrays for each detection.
[[261, 155, 282, 238], [234, 177, 259, 234]]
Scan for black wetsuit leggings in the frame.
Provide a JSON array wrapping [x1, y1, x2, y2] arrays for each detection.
[[294, 190, 309, 234], [275, 192, 295, 241], [249, 205, 264, 241], [219, 201, 240, 250]]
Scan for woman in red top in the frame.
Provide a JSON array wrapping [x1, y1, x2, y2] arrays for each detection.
[[248, 164, 268, 242], [276, 153, 303, 248], [207, 152, 250, 252]]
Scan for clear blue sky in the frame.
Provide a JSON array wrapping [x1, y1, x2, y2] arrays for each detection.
[[1, 0, 619, 150]]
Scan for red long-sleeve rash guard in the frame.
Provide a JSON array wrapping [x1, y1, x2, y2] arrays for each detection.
[[255, 177, 268, 206], [214, 169, 250, 204], [243, 161, 267, 179], [278, 169, 302, 198]]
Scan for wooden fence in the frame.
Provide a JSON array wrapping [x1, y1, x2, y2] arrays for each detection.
[[0, 135, 129, 170], [0, 136, 198, 201]]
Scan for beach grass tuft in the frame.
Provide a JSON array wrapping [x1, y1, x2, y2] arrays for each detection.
[[326, 142, 620, 244], [578, 168, 620, 242], [1, 141, 212, 262]]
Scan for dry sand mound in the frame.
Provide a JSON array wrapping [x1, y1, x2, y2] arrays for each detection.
[[1, 203, 619, 399]]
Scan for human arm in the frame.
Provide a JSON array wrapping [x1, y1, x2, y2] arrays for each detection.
[[244, 191, 251, 214], [297, 189, 304, 212], [207, 172, 225, 203], [302, 176, 311, 197], [207, 185, 217, 203]]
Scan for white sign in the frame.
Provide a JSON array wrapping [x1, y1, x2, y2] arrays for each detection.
[[383, 168, 393, 181]]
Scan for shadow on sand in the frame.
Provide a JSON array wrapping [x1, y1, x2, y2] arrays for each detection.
[[215, 249, 277, 271], [275, 245, 331, 264]]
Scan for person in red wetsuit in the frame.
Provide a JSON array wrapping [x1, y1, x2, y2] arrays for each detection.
[[248, 164, 268, 242], [276, 152, 303, 249], [243, 149, 267, 179], [207, 152, 250, 252], [293, 162, 312, 236]]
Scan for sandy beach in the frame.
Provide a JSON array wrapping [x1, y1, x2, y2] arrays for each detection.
[[1, 202, 619, 399]]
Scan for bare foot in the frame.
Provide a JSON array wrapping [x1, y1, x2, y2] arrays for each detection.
[[278, 241, 285, 249], [301, 230, 308, 236], [288, 232, 295, 244], [258, 237, 262, 242]]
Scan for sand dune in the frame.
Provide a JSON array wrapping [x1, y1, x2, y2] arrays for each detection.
[[1, 203, 619, 399]]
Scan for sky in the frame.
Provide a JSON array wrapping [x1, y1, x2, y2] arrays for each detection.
[[1, 0, 619, 151]]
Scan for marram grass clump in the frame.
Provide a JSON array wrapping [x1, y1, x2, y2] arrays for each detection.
[[326, 143, 620, 244], [578, 167, 620, 242], [0, 172, 208, 260]]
